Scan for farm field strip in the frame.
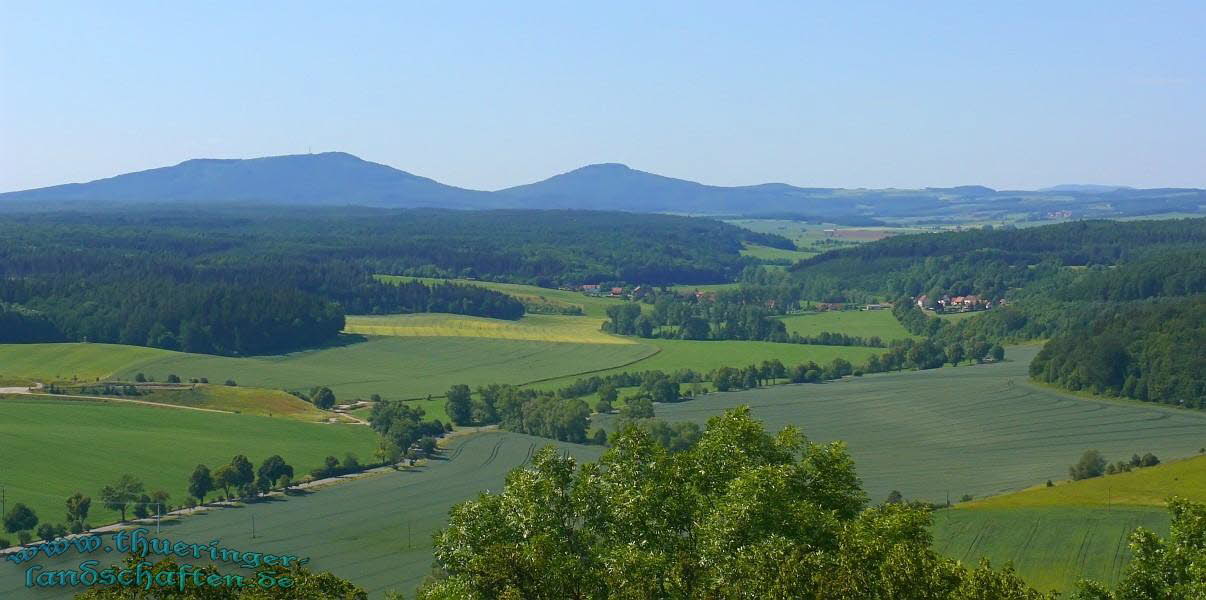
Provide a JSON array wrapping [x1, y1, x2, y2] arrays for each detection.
[[343, 312, 631, 345]]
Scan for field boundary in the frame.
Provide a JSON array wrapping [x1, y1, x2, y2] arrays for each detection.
[[0, 389, 236, 414]]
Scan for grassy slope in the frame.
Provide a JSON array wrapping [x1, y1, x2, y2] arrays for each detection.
[[930, 457, 1206, 592], [0, 343, 172, 382], [126, 385, 338, 422], [932, 506, 1168, 592], [0, 395, 376, 526], [777, 310, 915, 341], [962, 455, 1206, 509]]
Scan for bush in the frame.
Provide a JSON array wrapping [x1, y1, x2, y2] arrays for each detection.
[[17, 531, 32, 545], [199, 377, 209, 384], [166, 374, 181, 383], [134, 373, 147, 383], [224, 379, 237, 386], [1070, 449, 1107, 480], [595, 399, 613, 414], [0, 537, 9, 548]]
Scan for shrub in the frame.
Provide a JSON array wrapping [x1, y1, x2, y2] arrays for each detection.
[[224, 379, 237, 386], [17, 531, 32, 545], [166, 374, 181, 383]]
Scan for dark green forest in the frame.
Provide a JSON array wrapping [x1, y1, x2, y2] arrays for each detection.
[[0, 207, 783, 354]]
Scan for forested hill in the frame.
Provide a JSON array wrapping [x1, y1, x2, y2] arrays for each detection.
[[787, 218, 1206, 302], [3, 152, 1202, 220], [779, 217, 1205, 408], [0, 207, 784, 354]]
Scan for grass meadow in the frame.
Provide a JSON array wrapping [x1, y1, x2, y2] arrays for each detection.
[[928, 455, 1206, 591], [0, 395, 376, 528], [0, 343, 173, 383], [931, 506, 1169, 592], [777, 310, 915, 341], [738, 243, 817, 262]]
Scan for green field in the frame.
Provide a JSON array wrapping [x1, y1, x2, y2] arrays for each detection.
[[0, 431, 604, 600], [7, 346, 1202, 597], [344, 312, 631, 345], [0, 343, 173, 383], [739, 243, 817, 262], [964, 454, 1206, 509], [112, 337, 657, 419], [0, 396, 376, 528], [531, 338, 880, 390], [777, 309, 914, 341], [595, 346, 1206, 503], [928, 455, 1206, 591], [376, 275, 624, 318], [931, 506, 1169, 592]]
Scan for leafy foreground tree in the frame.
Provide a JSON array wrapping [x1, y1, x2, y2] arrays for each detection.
[[419, 406, 1052, 599]]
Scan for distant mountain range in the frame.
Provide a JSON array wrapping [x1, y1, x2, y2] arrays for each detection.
[[3, 152, 1202, 221]]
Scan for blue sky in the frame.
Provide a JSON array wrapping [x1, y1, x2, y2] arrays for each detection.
[[1, 1, 1203, 192]]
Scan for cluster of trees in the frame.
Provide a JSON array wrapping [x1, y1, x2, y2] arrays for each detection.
[[1070, 449, 1161, 481], [419, 407, 1204, 599], [444, 384, 594, 443], [1031, 296, 1205, 408], [185, 455, 295, 505], [368, 400, 449, 464], [603, 298, 787, 342]]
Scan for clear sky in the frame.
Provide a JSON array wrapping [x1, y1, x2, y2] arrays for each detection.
[[2, 1, 1203, 192]]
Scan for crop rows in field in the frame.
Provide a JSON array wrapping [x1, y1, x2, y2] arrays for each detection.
[[931, 507, 1169, 592], [0, 431, 601, 600], [0, 396, 376, 528], [598, 346, 1206, 503]]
